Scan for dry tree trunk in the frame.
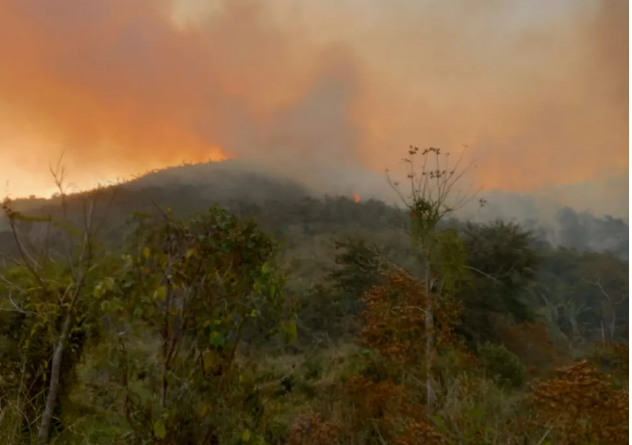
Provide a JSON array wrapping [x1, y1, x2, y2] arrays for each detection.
[[37, 312, 72, 445], [424, 264, 435, 408]]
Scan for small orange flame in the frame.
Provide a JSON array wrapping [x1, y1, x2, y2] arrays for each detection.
[[353, 193, 360, 203]]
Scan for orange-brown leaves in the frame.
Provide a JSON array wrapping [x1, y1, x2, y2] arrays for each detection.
[[287, 411, 341, 445], [394, 421, 446, 445], [287, 376, 445, 445], [361, 276, 425, 363], [340, 375, 444, 444], [528, 360, 628, 444], [343, 375, 409, 423], [360, 271, 460, 365], [330, 271, 456, 443]]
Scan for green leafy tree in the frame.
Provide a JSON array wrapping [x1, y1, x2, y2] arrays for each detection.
[[455, 220, 539, 345], [95, 206, 295, 443]]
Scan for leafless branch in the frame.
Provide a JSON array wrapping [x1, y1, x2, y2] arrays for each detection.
[[586, 277, 625, 305], [464, 265, 500, 283], [0, 291, 36, 314]]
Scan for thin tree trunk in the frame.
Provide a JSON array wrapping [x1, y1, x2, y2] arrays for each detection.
[[37, 311, 73, 445], [424, 265, 435, 408], [610, 311, 616, 341], [160, 280, 173, 408]]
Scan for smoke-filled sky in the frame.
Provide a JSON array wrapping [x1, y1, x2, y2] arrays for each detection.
[[0, 0, 628, 216]]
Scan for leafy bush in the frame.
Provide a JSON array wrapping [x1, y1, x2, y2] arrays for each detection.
[[477, 342, 528, 389]]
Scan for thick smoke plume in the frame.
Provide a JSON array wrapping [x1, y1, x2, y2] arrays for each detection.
[[0, 0, 627, 216]]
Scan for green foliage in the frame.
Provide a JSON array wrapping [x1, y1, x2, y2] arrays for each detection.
[[410, 196, 443, 238], [86, 205, 295, 443], [431, 371, 523, 445], [477, 342, 528, 389], [0, 161, 628, 444], [431, 228, 470, 296], [0, 193, 120, 443], [293, 237, 394, 341], [456, 221, 539, 346], [330, 238, 386, 298]]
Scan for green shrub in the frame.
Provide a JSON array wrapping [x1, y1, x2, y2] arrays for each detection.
[[478, 342, 527, 389]]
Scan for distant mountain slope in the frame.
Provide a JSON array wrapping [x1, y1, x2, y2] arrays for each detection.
[[0, 160, 628, 260]]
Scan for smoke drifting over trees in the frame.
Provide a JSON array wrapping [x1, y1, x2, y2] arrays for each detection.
[[0, 0, 628, 218]]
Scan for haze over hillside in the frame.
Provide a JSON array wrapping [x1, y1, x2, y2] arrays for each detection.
[[1, 159, 627, 260], [0, 0, 628, 218]]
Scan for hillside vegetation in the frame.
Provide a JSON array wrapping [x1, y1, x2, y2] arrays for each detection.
[[0, 150, 628, 445]]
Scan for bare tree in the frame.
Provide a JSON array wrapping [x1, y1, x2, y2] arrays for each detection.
[[586, 277, 627, 343], [386, 145, 483, 407]]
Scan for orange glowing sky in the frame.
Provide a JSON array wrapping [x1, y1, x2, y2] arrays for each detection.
[[0, 0, 628, 214]]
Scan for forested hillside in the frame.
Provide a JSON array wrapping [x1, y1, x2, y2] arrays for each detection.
[[0, 152, 628, 444]]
